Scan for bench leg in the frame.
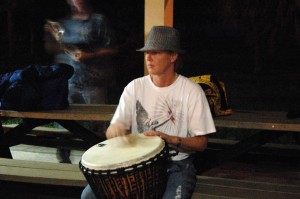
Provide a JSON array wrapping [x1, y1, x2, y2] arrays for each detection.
[[1, 119, 53, 158], [56, 120, 104, 146], [196, 130, 286, 174], [3, 119, 52, 146], [0, 120, 12, 158], [55, 120, 104, 163]]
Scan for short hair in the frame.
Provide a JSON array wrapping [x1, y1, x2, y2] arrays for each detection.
[[174, 54, 183, 73]]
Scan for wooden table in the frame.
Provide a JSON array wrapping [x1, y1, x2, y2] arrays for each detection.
[[0, 104, 116, 121], [197, 110, 300, 173], [1, 106, 299, 172], [214, 110, 300, 132], [0, 104, 117, 158]]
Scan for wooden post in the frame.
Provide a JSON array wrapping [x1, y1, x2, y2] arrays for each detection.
[[144, 0, 174, 75], [164, 0, 174, 27]]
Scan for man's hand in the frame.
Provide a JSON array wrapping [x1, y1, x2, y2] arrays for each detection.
[[44, 20, 64, 42], [106, 123, 128, 139], [144, 131, 178, 145], [64, 47, 82, 62], [144, 131, 208, 152]]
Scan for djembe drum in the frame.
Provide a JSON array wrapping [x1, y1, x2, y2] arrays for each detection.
[[79, 133, 169, 199]]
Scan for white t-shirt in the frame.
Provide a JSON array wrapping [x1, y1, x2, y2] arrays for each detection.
[[111, 75, 216, 160]]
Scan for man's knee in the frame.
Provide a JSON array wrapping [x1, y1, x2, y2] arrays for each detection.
[[81, 185, 96, 199]]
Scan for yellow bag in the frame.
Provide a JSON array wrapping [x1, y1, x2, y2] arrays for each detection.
[[189, 75, 232, 117]]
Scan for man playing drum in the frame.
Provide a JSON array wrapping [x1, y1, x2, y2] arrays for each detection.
[[81, 26, 216, 199]]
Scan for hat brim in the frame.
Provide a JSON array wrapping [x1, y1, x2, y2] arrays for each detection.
[[136, 47, 185, 54]]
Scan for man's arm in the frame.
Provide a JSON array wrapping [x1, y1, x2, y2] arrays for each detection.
[[64, 47, 118, 62]]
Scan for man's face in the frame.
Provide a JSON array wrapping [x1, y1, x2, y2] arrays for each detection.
[[145, 51, 178, 76], [70, 0, 89, 13]]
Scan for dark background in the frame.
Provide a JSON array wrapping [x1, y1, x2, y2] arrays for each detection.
[[1, 0, 300, 112]]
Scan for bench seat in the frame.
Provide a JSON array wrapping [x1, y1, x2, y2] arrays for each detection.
[[192, 176, 300, 199], [0, 158, 86, 187], [1, 158, 299, 198]]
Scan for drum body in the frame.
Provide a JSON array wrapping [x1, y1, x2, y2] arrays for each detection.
[[79, 134, 169, 199]]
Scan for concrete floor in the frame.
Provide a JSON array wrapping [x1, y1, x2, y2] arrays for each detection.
[[10, 144, 84, 164]]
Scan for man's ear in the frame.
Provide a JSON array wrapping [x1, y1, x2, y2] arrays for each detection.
[[170, 53, 178, 63]]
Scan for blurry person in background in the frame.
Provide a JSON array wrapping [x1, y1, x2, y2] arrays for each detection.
[[44, 0, 118, 163]]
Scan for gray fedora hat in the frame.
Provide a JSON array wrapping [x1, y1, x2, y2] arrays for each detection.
[[137, 26, 185, 53]]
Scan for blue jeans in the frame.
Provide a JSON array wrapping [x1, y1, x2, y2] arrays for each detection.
[[163, 157, 197, 199], [81, 157, 197, 199]]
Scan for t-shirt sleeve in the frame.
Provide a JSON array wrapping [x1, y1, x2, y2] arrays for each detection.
[[187, 82, 216, 136]]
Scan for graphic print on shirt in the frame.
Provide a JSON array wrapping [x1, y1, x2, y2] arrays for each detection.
[[136, 97, 182, 133], [136, 100, 158, 132]]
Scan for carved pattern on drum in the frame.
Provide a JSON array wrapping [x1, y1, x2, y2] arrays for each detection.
[[80, 159, 167, 198]]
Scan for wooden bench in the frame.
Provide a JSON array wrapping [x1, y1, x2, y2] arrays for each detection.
[[0, 158, 86, 187], [1, 157, 299, 198], [0, 104, 117, 158], [0, 158, 87, 198], [1, 106, 299, 198], [192, 176, 300, 199], [2, 124, 70, 137], [214, 110, 300, 132], [1, 107, 300, 170], [195, 110, 300, 173], [2, 123, 91, 150]]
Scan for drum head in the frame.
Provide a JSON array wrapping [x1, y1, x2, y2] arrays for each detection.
[[81, 134, 165, 170]]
